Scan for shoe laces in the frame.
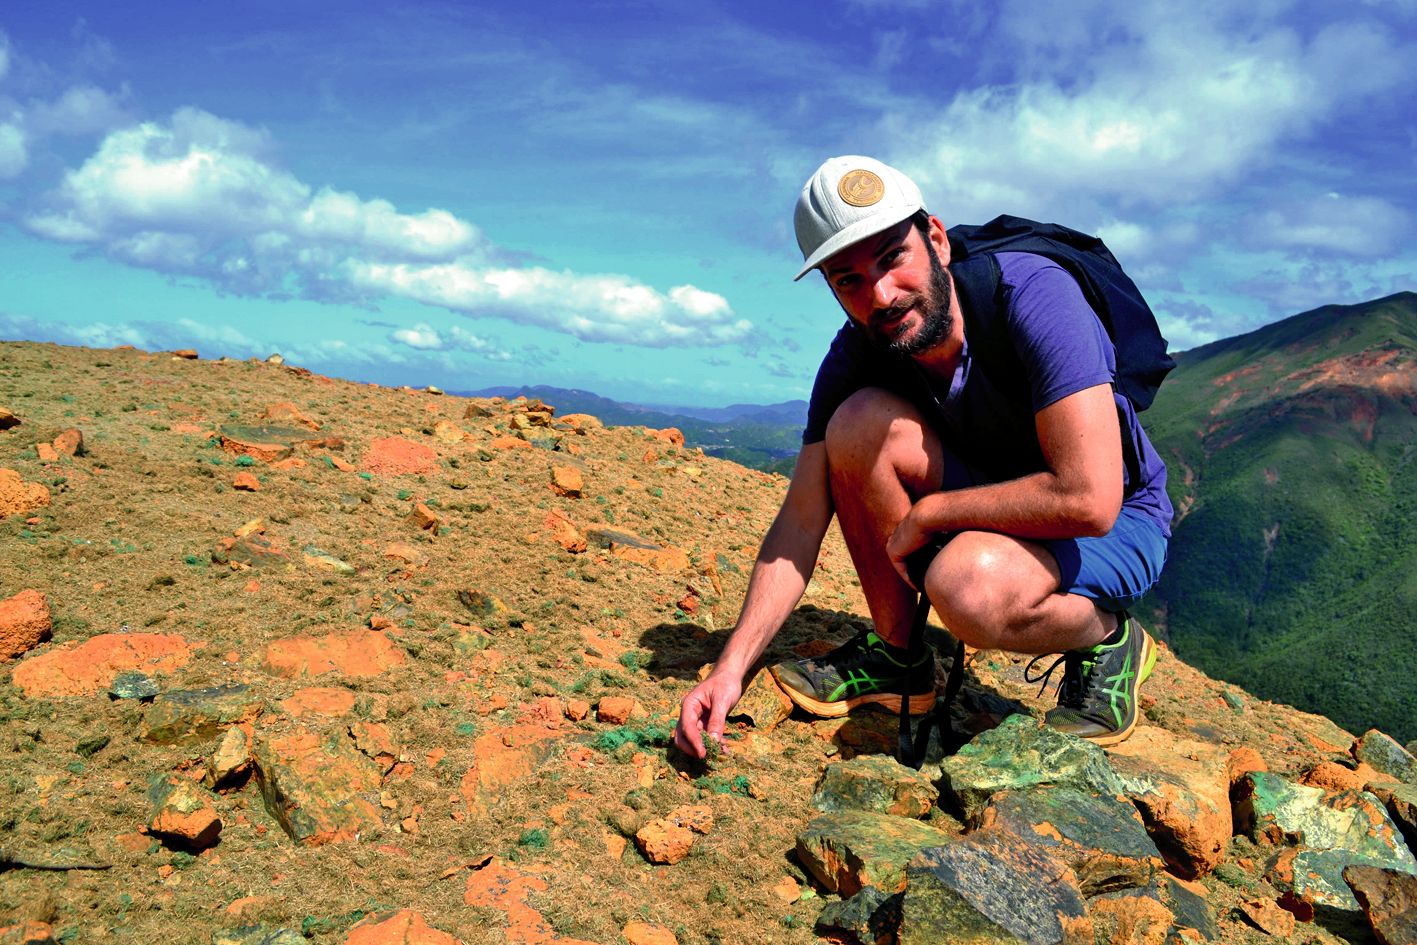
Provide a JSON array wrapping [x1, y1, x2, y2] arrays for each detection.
[[1024, 650, 1096, 709]]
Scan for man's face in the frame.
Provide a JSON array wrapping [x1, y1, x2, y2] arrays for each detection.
[[822, 217, 954, 357]]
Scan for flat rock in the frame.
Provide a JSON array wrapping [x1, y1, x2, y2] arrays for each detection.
[[1355, 729, 1417, 784], [219, 424, 320, 462], [1344, 864, 1417, 945], [343, 909, 463, 944], [0, 468, 50, 518], [140, 685, 264, 744], [109, 671, 160, 700], [0, 408, 18, 430], [796, 810, 950, 896], [898, 828, 1089, 945], [303, 545, 356, 575], [262, 630, 406, 678], [975, 785, 1163, 895], [147, 775, 222, 850], [362, 437, 437, 476], [211, 533, 289, 568], [586, 528, 691, 572], [811, 754, 939, 818], [550, 465, 583, 497], [207, 725, 255, 789], [1235, 772, 1416, 871], [1105, 726, 1230, 879], [938, 713, 1126, 821], [1266, 846, 1416, 913], [254, 728, 384, 845], [52, 428, 84, 457], [211, 927, 305, 945], [13, 632, 193, 697], [0, 589, 52, 660]]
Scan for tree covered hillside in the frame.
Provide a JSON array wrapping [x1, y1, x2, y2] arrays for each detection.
[[1138, 292, 1417, 742]]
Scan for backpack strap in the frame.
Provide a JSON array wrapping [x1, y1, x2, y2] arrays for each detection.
[[897, 540, 969, 768]]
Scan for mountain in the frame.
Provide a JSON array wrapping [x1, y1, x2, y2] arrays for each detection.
[[456, 384, 805, 474], [1137, 291, 1417, 743], [5, 339, 1415, 945]]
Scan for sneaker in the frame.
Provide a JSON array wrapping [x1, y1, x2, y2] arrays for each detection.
[[769, 630, 936, 718], [1025, 615, 1157, 746]]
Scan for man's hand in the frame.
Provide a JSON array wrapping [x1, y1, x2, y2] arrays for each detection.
[[886, 502, 934, 589], [673, 672, 742, 759]]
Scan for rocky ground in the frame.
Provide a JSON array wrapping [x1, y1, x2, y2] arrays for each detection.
[[1, 339, 1415, 945]]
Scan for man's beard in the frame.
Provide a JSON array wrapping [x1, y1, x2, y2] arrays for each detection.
[[868, 247, 953, 357]]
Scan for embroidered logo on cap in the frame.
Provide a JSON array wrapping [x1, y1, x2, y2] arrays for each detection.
[[838, 169, 885, 207]]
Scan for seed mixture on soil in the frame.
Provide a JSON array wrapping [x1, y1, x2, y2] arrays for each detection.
[[0, 341, 1394, 945]]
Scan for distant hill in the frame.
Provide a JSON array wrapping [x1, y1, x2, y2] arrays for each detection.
[[455, 384, 805, 474], [1138, 291, 1417, 742]]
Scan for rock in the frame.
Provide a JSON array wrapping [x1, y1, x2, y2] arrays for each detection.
[[648, 427, 685, 447], [457, 589, 508, 619], [0, 408, 19, 430], [462, 858, 598, 945], [211, 926, 305, 945], [1235, 772, 1416, 871], [349, 721, 399, 772], [35, 443, 58, 462], [815, 885, 903, 945], [564, 698, 590, 721], [728, 666, 794, 732], [621, 922, 676, 945], [344, 909, 463, 944], [212, 533, 288, 568], [52, 428, 84, 457], [254, 728, 384, 845], [938, 713, 1126, 821], [1266, 846, 1414, 913], [232, 472, 261, 491], [207, 725, 254, 789], [1105, 726, 1230, 879], [0, 589, 52, 660], [173, 349, 198, 359], [596, 696, 637, 724], [558, 413, 602, 432], [796, 810, 950, 895], [1237, 898, 1296, 938], [1227, 746, 1268, 789], [1301, 761, 1382, 794], [550, 465, 583, 497], [140, 684, 265, 744], [362, 437, 437, 476], [1344, 864, 1417, 945], [1086, 886, 1175, 945], [147, 775, 222, 850], [280, 686, 356, 718], [383, 542, 426, 565], [109, 671, 161, 700], [1367, 781, 1417, 853], [811, 754, 939, 818], [0, 921, 58, 945], [431, 420, 465, 444], [407, 502, 439, 531], [262, 630, 406, 678], [975, 785, 1164, 895], [543, 510, 586, 553], [303, 545, 356, 575], [1355, 730, 1417, 784], [219, 425, 318, 462], [898, 828, 1089, 945], [488, 436, 533, 451], [636, 805, 713, 864], [586, 528, 691, 573], [0, 468, 50, 518], [259, 402, 321, 430], [12, 632, 193, 697], [1154, 874, 1218, 942]]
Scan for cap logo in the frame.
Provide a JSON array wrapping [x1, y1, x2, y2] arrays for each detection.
[[838, 169, 885, 207]]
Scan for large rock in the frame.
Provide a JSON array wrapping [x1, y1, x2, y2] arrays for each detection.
[[343, 909, 462, 945], [219, 424, 321, 462], [1105, 726, 1230, 879], [811, 754, 938, 818], [0, 590, 51, 660], [140, 685, 264, 744], [1085, 886, 1175, 945], [262, 630, 406, 678], [1344, 864, 1417, 945], [254, 728, 384, 845], [1368, 781, 1417, 853], [12, 633, 193, 697], [939, 714, 1126, 821], [796, 810, 950, 896], [362, 437, 437, 476], [1266, 846, 1416, 914], [0, 468, 50, 518], [899, 829, 1090, 945], [975, 785, 1163, 895], [586, 528, 691, 573], [147, 775, 222, 850], [1235, 772, 1416, 868], [1355, 730, 1417, 785]]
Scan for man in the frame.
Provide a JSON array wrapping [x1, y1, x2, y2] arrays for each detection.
[[674, 155, 1172, 760]]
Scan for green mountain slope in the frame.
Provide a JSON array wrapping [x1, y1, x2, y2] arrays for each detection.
[[1137, 291, 1417, 741]]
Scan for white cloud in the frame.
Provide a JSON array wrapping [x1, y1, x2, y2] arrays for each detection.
[[1251, 193, 1410, 257], [25, 84, 131, 136], [392, 324, 444, 349], [25, 106, 749, 348], [0, 120, 24, 178]]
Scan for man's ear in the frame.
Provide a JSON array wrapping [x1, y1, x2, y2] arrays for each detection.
[[927, 215, 950, 265]]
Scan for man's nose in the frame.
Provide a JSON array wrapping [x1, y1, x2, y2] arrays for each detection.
[[870, 272, 900, 310]]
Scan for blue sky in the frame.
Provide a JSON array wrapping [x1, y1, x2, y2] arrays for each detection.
[[1, 1, 1413, 407]]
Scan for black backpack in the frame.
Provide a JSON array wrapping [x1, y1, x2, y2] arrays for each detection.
[[897, 215, 1174, 769]]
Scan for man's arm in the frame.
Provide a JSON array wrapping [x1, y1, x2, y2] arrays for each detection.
[[673, 442, 834, 758], [885, 383, 1123, 583]]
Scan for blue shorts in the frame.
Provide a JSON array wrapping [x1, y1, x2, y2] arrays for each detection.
[[1040, 505, 1169, 613]]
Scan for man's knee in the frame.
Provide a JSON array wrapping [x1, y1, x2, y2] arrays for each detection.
[[925, 533, 1058, 646], [823, 388, 937, 479]]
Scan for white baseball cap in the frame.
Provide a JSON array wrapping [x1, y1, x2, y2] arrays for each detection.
[[793, 155, 926, 281]]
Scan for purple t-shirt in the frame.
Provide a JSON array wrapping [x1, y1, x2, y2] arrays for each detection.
[[802, 252, 1173, 535]]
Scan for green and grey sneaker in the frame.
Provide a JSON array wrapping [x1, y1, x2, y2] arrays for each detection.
[[1025, 615, 1157, 746], [769, 630, 936, 718]]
